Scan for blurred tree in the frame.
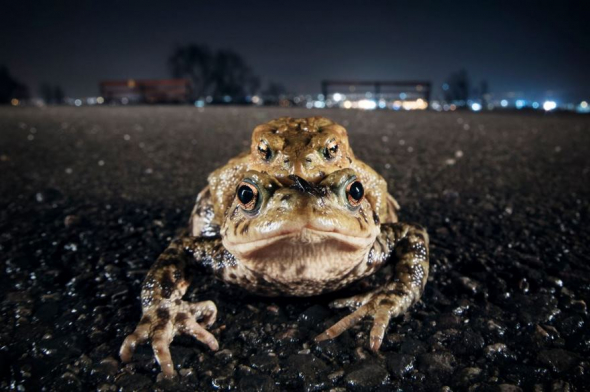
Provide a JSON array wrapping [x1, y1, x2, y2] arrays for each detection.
[[168, 44, 261, 102], [211, 50, 258, 101], [168, 44, 214, 100], [0, 65, 29, 104], [443, 69, 470, 105]]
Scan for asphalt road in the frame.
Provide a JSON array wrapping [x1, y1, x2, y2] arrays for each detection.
[[1, 106, 589, 391]]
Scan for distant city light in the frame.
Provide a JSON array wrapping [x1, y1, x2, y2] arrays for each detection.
[[401, 98, 428, 110], [73, 84, 582, 113], [11, 98, 19, 106], [543, 100, 557, 111], [358, 99, 377, 110], [442, 83, 449, 91]]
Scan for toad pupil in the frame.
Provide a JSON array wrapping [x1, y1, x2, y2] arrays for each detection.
[[349, 181, 364, 201], [238, 185, 255, 204]]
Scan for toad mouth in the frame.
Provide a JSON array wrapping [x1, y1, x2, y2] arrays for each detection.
[[225, 225, 376, 256]]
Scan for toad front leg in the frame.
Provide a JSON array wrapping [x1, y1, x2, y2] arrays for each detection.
[[119, 235, 224, 378], [315, 222, 429, 351]]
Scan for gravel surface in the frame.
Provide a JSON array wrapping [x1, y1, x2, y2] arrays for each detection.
[[1, 106, 589, 391]]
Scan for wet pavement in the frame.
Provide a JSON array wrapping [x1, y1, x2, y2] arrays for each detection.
[[0, 106, 589, 391]]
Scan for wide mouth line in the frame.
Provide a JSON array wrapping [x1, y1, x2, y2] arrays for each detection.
[[226, 226, 373, 247]]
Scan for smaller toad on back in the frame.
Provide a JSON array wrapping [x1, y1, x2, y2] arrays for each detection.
[[200, 117, 399, 235]]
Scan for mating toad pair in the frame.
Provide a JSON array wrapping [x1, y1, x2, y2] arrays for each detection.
[[120, 117, 429, 378]]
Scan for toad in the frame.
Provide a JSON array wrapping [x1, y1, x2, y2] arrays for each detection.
[[119, 120, 429, 379]]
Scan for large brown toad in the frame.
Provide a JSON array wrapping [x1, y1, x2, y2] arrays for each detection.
[[119, 120, 429, 379]]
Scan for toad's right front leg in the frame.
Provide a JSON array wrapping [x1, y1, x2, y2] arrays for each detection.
[[119, 235, 222, 379]]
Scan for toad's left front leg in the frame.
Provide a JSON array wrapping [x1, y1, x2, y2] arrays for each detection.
[[315, 222, 429, 351]]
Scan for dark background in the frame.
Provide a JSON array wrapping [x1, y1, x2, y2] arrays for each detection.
[[2, 0, 590, 101]]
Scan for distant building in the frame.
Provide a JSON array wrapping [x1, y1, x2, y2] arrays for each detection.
[[99, 79, 191, 104]]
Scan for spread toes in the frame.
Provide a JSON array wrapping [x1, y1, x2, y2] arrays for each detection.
[[316, 292, 407, 351], [119, 299, 219, 377]]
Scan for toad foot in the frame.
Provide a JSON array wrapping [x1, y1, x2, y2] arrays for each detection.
[[315, 289, 415, 352], [120, 299, 218, 378]]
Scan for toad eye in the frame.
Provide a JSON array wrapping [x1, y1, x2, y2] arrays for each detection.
[[237, 181, 259, 211], [346, 180, 364, 207], [323, 140, 339, 160], [257, 141, 272, 161]]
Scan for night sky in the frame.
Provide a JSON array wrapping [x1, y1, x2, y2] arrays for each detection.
[[2, 0, 589, 102]]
